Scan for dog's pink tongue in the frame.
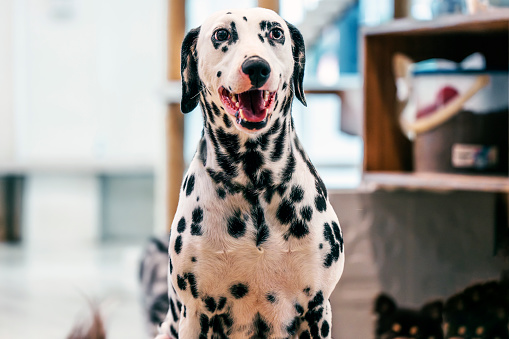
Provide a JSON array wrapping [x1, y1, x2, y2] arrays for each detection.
[[238, 90, 266, 122]]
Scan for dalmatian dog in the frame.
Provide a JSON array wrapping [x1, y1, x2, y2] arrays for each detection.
[[157, 7, 344, 339]]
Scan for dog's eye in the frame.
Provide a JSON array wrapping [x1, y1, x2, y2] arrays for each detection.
[[213, 29, 230, 42], [269, 28, 284, 40]]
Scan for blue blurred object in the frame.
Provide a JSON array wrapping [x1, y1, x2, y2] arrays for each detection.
[[431, 0, 466, 16]]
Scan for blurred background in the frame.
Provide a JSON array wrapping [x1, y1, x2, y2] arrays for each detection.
[[1, 0, 509, 338]]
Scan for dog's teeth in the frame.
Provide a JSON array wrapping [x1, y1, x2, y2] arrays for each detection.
[[264, 91, 269, 101], [239, 108, 245, 119], [235, 102, 240, 108], [231, 94, 237, 103]]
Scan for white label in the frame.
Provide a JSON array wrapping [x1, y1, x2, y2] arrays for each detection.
[[452, 144, 498, 169]]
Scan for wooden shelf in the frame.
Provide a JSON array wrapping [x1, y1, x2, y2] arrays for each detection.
[[364, 9, 509, 36], [362, 172, 509, 193], [362, 11, 509, 192]]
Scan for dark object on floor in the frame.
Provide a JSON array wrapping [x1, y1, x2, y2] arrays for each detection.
[[67, 305, 106, 339], [443, 280, 509, 339], [374, 293, 443, 339]]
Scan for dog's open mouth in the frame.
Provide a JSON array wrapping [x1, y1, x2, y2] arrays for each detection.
[[219, 87, 277, 131]]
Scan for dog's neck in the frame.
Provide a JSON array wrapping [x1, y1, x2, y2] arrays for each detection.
[[195, 92, 310, 203]]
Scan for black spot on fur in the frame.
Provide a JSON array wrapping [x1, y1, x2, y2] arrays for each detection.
[[174, 235, 183, 254], [256, 224, 270, 247], [202, 100, 216, 124], [204, 296, 217, 313], [169, 258, 173, 274], [270, 123, 286, 161], [258, 33, 265, 43], [264, 187, 275, 205], [242, 148, 264, 182], [200, 313, 210, 335], [303, 287, 311, 296], [276, 199, 296, 225], [186, 272, 199, 298], [323, 223, 338, 267], [177, 274, 187, 290], [321, 320, 330, 337], [315, 194, 327, 212], [229, 22, 239, 44], [290, 185, 304, 203], [287, 317, 299, 336], [217, 297, 227, 311], [282, 82, 288, 90], [177, 217, 186, 233], [191, 223, 202, 236], [217, 188, 226, 199], [266, 293, 277, 303], [191, 256, 197, 262], [332, 221, 344, 252], [222, 113, 232, 128], [222, 46, 228, 53], [230, 283, 249, 299], [299, 330, 310, 339], [243, 16, 247, 21], [281, 152, 296, 184], [170, 325, 179, 338], [150, 293, 170, 324], [305, 292, 325, 339], [192, 207, 203, 223], [191, 207, 203, 236], [301, 206, 313, 221], [308, 290, 324, 310], [217, 128, 241, 163], [324, 223, 335, 246], [211, 102, 221, 117], [211, 311, 233, 337], [199, 138, 207, 166], [186, 174, 195, 196], [217, 71, 222, 78], [295, 303, 304, 315], [227, 210, 246, 238], [251, 312, 271, 338], [287, 219, 309, 239], [216, 151, 238, 177]]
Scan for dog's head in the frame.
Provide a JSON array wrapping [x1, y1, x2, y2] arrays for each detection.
[[180, 8, 306, 135], [374, 294, 444, 339]]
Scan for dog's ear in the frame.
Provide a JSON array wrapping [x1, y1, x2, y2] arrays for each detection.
[[286, 21, 306, 106], [181, 27, 201, 113], [374, 293, 397, 315]]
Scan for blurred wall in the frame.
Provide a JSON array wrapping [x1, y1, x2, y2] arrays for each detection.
[[12, 0, 166, 161], [0, 0, 15, 160]]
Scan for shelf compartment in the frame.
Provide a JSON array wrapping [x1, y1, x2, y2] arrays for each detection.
[[362, 11, 509, 190]]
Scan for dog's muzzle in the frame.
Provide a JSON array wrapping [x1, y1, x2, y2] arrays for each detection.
[[242, 57, 271, 89]]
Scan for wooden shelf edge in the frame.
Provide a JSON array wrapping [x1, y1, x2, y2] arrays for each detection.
[[362, 172, 509, 193], [363, 9, 509, 36]]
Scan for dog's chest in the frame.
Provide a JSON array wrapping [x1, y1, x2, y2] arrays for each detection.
[[169, 160, 337, 301]]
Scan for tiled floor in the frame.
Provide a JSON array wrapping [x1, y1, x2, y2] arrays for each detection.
[[0, 241, 149, 339]]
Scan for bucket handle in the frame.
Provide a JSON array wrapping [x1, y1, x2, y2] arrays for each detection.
[[404, 75, 490, 134]]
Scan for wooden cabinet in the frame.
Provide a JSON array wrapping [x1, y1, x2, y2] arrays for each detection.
[[362, 10, 509, 192]]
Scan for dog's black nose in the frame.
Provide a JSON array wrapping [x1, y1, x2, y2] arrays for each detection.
[[242, 57, 271, 88]]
